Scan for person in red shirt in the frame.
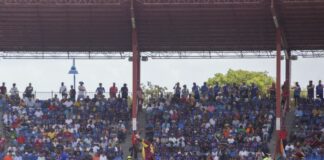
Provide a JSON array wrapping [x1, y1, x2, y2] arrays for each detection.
[[17, 135, 25, 144], [92, 153, 100, 160], [3, 152, 13, 160], [0, 82, 7, 95], [34, 138, 43, 151], [130, 131, 140, 159], [109, 83, 118, 98]]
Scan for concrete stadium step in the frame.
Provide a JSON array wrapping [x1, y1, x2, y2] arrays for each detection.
[[268, 108, 295, 157]]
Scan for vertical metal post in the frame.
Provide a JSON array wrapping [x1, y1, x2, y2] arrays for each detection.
[[73, 59, 76, 90], [130, 0, 139, 140], [73, 74, 76, 91], [285, 51, 291, 112], [275, 28, 282, 157]]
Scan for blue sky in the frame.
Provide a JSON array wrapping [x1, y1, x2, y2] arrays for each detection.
[[0, 57, 323, 99]]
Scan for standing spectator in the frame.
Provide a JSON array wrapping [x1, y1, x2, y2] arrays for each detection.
[[121, 83, 128, 99], [316, 80, 323, 99], [181, 85, 189, 99], [96, 83, 105, 98], [222, 83, 229, 97], [173, 82, 181, 99], [192, 82, 200, 102], [213, 82, 220, 97], [201, 82, 209, 98], [0, 82, 7, 95], [282, 81, 289, 106], [69, 85, 76, 102], [239, 82, 249, 100], [109, 83, 118, 98], [59, 82, 67, 98], [292, 82, 301, 106], [77, 81, 86, 100], [250, 83, 259, 98], [24, 83, 33, 98], [307, 80, 314, 100], [9, 83, 19, 98], [192, 82, 200, 101], [268, 82, 276, 100]]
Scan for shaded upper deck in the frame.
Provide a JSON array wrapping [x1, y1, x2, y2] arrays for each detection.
[[0, 0, 323, 52]]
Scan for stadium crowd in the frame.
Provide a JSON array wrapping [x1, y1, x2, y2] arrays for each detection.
[[0, 80, 323, 159], [0, 82, 130, 160], [144, 82, 274, 160], [285, 80, 324, 159]]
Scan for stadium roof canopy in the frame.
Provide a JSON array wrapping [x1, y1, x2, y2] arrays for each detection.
[[0, 0, 324, 57]]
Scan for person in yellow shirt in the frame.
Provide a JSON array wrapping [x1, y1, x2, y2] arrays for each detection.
[[47, 130, 56, 140], [74, 100, 81, 108], [188, 94, 196, 107], [141, 139, 154, 160], [312, 108, 320, 117]]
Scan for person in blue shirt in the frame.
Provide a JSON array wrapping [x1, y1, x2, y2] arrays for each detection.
[[239, 82, 249, 99], [173, 82, 181, 99], [213, 82, 220, 97], [293, 82, 301, 106], [307, 80, 315, 101], [250, 83, 259, 99], [96, 83, 105, 98], [222, 83, 229, 97], [121, 83, 128, 99], [58, 151, 69, 160], [316, 80, 323, 100], [294, 107, 303, 117], [201, 82, 209, 98], [192, 83, 200, 101]]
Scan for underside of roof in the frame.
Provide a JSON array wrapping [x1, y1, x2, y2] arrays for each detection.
[[0, 0, 323, 52]]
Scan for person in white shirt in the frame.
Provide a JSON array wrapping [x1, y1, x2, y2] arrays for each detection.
[[227, 136, 235, 144], [13, 153, 23, 160], [181, 85, 189, 99], [25, 97, 36, 107], [34, 109, 43, 118], [63, 99, 73, 108], [59, 82, 67, 98], [37, 153, 46, 160], [92, 145, 100, 154], [285, 143, 295, 152], [10, 83, 19, 98], [99, 153, 108, 160], [239, 149, 249, 158], [77, 81, 86, 100]]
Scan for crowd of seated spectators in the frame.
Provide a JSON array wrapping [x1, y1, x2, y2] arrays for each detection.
[[145, 82, 274, 160], [0, 82, 130, 160], [287, 98, 324, 159]]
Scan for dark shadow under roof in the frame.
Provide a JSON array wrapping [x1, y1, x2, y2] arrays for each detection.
[[0, 0, 323, 52]]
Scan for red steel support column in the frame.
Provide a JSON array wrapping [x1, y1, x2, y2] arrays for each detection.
[[130, 0, 139, 136], [275, 28, 282, 157], [285, 50, 291, 112]]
